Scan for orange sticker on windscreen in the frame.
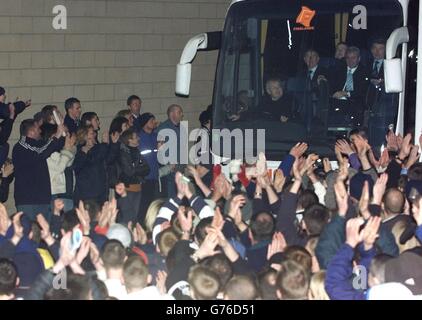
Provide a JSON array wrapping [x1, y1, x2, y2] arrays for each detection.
[[294, 6, 316, 30]]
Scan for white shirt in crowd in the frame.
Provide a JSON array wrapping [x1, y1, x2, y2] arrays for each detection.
[[122, 286, 175, 300]]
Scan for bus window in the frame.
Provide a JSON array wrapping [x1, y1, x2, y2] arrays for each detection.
[[213, 0, 403, 159]]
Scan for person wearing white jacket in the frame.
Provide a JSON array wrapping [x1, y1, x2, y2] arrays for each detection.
[[45, 126, 77, 212]]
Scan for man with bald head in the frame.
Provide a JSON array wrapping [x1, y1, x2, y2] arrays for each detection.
[[157, 104, 185, 197], [382, 188, 410, 232]]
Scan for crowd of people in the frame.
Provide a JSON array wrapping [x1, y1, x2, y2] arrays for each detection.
[[0, 84, 421, 300]]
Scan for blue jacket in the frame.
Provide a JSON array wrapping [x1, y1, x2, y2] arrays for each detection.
[[0, 218, 45, 287], [325, 243, 376, 300], [416, 225, 422, 243], [278, 154, 295, 178]]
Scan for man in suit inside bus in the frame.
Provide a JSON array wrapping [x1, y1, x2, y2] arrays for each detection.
[[366, 38, 386, 110], [330, 46, 370, 127], [299, 49, 329, 132]]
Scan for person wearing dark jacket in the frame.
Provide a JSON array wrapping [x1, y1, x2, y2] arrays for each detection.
[[297, 49, 329, 132], [138, 113, 160, 224], [12, 119, 65, 222], [325, 217, 381, 300], [0, 100, 24, 168], [0, 86, 31, 120], [329, 46, 370, 127], [63, 97, 81, 135], [0, 160, 14, 203], [116, 128, 150, 225], [261, 78, 293, 122], [127, 95, 142, 132], [73, 125, 118, 206]]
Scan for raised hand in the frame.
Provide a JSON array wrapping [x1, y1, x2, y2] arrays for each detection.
[[379, 149, 390, 169], [53, 231, 76, 273], [289, 142, 308, 159], [267, 232, 287, 260], [256, 152, 267, 177], [89, 242, 103, 271], [222, 178, 233, 200], [372, 173, 388, 205], [177, 206, 193, 235], [11, 212, 24, 245], [75, 236, 92, 265], [76, 201, 91, 235], [175, 172, 189, 199], [405, 145, 420, 169], [273, 169, 286, 193], [1, 162, 14, 179], [211, 206, 224, 230], [195, 231, 220, 260], [361, 216, 381, 251], [64, 133, 76, 150], [257, 174, 271, 190], [323, 158, 332, 174], [37, 214, 55, 246], [345, 218, 365, 248], [334, 181, 348, 217], [336, 162, 349, 183], [386, 130, 399, 152], [54, 124, 65, 139], [359, 181, 371, 220], [98, 202, 111, 228], [111, 132, 120, 144], [156, 270, 168, 295], [336, 139, 354, 156], [102, 131, 110, 144], [353, 135, 370, 157], [292, 158, 303, 182], [8, 103, 15, 120], [186, 165, 200, 181], [228, 194, 245, 225], [398, 133, 412, 160], [0, 203, 10, 236], [108, 198, 118, 225]]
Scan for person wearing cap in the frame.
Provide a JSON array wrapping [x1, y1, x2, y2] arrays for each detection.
[[138, 112, 160, 225]]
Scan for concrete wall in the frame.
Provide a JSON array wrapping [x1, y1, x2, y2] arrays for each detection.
[[0, 0, 228, 211]]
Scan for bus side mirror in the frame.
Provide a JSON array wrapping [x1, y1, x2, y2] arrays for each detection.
[[384, 59, 403, 93], [384, 26, 409, 93], [176, 64, 192, 97], [175, 32, 221, 97]]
